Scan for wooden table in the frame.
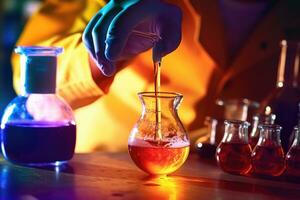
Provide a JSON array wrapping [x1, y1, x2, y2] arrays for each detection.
[[0, 152, 299, 200]]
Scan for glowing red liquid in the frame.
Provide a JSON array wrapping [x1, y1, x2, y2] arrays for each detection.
[[216, 143, 252, 175], [128, 140, 189, 175], [251, 145, 285, 176], [286, 146, 300, 177]]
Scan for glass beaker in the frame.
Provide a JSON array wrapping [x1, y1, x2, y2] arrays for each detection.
[[215, 120, 252, 175], [249, 113, 276, 148], [1, 46, 76, 166], [251, 124, 285, 176], [128, 92, 190, 175], [286, 126, 300, 177]]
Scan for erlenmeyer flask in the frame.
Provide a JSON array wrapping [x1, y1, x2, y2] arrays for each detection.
[[1, 46, 76, 166], [251, 124, 285, 176], [128, 92, 190, 175], [249, 112, 276, 148], [216, 120, 252, 175], [286, 126, 300, 177]]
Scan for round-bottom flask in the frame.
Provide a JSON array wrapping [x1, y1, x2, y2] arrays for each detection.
[[1, 46, 76, 166]]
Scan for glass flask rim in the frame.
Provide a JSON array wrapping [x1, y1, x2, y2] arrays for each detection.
[[15, 46, 63, 56], [216, 98, 259, 108], [258, 124, 282, 130], [224, 119, 250, 127], [293, 126, 299, 131], [252, 113, 276, 123], [280, 40, 300, 47], [204, 116, 218, 125], [138, 91, 183, 99]]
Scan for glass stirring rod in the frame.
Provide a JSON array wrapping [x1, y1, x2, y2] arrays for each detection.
[[131, 30, 163, 141], [154, 61, 162, 142]]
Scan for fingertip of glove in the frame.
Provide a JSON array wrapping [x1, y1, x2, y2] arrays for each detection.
[[95, 53, 116, 77], [99, 62, 116, 77], [104, 41, 120, 61]]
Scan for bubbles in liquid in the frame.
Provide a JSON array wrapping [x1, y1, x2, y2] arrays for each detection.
[[251, 145, 285, 176], [128, 138, 190, 175], [286, 146, 300, 177], [216, 143, 252, 175]]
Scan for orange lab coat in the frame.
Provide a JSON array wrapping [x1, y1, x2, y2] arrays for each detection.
[[11, 0, 298, 152]]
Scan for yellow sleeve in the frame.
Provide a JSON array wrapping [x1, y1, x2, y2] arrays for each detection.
[[11, 0, 107, 108]]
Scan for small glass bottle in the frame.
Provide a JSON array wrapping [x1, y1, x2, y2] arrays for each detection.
[[195, 117, 218, 159], [0, 46, 76, 166], [251, 124, 285, 176], [128, 92, 190, 175], [216, 120, 252, 175], [249, 112, 276, 148], [285, 126, 300, 177], [259, 40, 300, 153]]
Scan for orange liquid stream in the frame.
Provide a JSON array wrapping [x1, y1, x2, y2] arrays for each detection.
[[128, 142, 190, 175], [154, 61, 162, 141]]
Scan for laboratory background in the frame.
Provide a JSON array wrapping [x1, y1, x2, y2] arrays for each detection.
[[0, 0, 41, 118]]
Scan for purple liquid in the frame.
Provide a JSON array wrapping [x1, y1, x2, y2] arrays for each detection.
[[1, 122, 76, 165]]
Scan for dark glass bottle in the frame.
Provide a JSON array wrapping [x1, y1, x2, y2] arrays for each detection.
[[260, 40, 300, 153], [195, 117, 218, 159]]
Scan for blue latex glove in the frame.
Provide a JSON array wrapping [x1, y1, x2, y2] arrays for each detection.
[[82, 0, 182, 76]]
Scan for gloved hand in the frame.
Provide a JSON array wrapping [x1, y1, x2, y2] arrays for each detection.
[[82, 0, 182, 76]]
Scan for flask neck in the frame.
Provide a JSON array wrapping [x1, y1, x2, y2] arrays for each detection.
[[258, 124, 282, 146], [139, 92, 182, 116], [291, 127, 300, 147], [21, 55, 57, 94], [276, 40, 300, 89], [15, 46, 63, 95], [223, 120, 250, 143]]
